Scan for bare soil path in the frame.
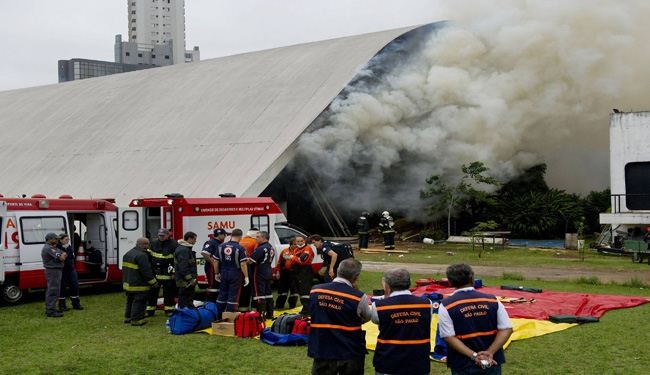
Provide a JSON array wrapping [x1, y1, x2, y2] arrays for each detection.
[[361, 260, 650, 284]]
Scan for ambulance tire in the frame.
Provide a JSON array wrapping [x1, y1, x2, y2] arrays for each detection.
[[2, 282, 24, 304]]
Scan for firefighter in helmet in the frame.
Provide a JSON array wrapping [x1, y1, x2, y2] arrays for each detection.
[[146, 228, 178, 316], [356, 211, 370, 250], [379, 211, 396, 250]]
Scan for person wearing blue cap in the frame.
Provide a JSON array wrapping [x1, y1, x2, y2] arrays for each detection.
[[41, 232, 68, 317], [201, 228, 227, 303]]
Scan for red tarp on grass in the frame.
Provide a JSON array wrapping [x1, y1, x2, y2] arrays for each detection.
[[411, 284, 649, 320]]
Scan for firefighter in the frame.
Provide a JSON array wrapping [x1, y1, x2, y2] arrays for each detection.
[[249, 231, 275, 319], [214, 228, 249, 318], [42, 233, 67, 318], [201, 228, 227, 303], [238, 228, 258, 312], [379, 211, 396, 250], [293, 235, 315, 313], [146, 228, 178, 317], [275, 238, 299, 309], [57, 233, 83, 312], [356, 211, 370, 250], [175, 231, 198, 308], [123, 238, 158, 326]]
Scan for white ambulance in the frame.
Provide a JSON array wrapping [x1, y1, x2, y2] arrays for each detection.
[[0, 195, 119, 304], [0, 194, 320, 304], [118, 194, 322, 287]]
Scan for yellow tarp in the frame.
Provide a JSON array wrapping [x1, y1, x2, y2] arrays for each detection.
[[200, 307, 577, 353]]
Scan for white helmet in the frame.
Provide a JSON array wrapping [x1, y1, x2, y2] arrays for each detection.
[[382, 211, 390, 217]]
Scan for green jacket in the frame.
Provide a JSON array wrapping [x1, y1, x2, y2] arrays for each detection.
[[123, 246, 157, 292], [174, 240, 197, 287]]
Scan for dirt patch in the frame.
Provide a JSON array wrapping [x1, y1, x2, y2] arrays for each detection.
[[361, 261, 650, 284]]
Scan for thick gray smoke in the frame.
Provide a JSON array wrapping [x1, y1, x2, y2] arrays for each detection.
[[296, 0, 650, 219]]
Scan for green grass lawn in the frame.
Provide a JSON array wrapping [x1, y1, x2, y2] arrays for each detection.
[[1, 271, 648, 374], [357, 243, 648, 272]]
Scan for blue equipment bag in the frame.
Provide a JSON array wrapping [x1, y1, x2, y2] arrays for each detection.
[[167, 302, 218, 335], [260, 328, 308, 346]]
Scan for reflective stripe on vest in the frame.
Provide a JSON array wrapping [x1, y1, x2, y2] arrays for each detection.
[[155, 274, 172, 280], [375, 303, 431, 311], [123, 261, 139, 270], [149, 251, 174, 259], [444, 297, 497, 310], [456, 330, 498, 340], [311, 323, 362, 331], [123, 282, 151, 292], [376, 338, 430, 345], [310, 288, 362, 302]]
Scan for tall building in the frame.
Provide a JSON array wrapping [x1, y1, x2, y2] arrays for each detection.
[[59, 0, 199, 83], [124, 0, 199, 64]]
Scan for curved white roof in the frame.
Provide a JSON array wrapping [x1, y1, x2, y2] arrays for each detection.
[[0, 26, 416, 203]]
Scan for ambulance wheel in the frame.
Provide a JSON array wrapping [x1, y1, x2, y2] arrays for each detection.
[[2, 283, 24, 304]]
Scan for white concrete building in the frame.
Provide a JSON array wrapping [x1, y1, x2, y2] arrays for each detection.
[[126, 0, 198, 64], [0, 25, 418, 204]]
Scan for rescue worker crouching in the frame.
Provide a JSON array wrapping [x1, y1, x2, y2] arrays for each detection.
[[174, 231, 198, 309], [379, 211, 396, 250], [249, 231, 275, 319], [275, 238, 300, 310], [214, 228, 249, 319], [201, 228, 227, 303], [147, 228, 178, 317], [311, 234, 338, 283], [123, 238, 158, 326]]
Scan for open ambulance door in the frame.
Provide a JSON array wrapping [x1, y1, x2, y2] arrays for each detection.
[[117, 207, 144, 269], [0, 201, 6, 284]]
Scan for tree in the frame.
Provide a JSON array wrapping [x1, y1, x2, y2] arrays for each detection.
[[421, 162, 500, 238], [498, 188, 584, 238]]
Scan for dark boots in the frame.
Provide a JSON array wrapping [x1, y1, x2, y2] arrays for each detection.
[[58, 298, 70, 312], [71, 296, 84, 310], [265, 299, 274, 320]]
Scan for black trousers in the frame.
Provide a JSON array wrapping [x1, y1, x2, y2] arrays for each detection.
[[60, 266, 80, 298], [383, 232, 395, 249], [296, 265, 313, 311], [177, 284, 195, 309], [125, 292, 149, 323], [239, 266, 253, 311], [275, 269, 299, 309], [358, 234, 369, 249], [147, 279, 176, 313], [312, 358, 365, 375]]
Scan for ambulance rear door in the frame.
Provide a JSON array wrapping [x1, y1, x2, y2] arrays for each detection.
[[117, 207, 144, 269], [0, 201, 6, 283]]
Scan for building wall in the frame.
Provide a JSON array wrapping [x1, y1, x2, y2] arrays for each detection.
[[609, 112, 650, 213], [127, 0, 186, 64], [58, 58, 156, 83]]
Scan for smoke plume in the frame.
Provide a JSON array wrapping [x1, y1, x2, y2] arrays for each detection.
[[296, 0, 650, 219]]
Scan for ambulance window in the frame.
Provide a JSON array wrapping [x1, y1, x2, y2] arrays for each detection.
[[275, 227, 302, 245], [20, 216, 66, 244], [250, 215, 269, 233], [122, 210, 139, 231]]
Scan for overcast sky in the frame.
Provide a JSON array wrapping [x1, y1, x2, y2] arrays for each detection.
[[0, 0, 443, 92]]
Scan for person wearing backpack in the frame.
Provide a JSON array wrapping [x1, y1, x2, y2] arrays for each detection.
[[174, 232, 198, 309], [379, 211, 396, 250], [249, 231, 275, 319], [293, 235, 314, 313]]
